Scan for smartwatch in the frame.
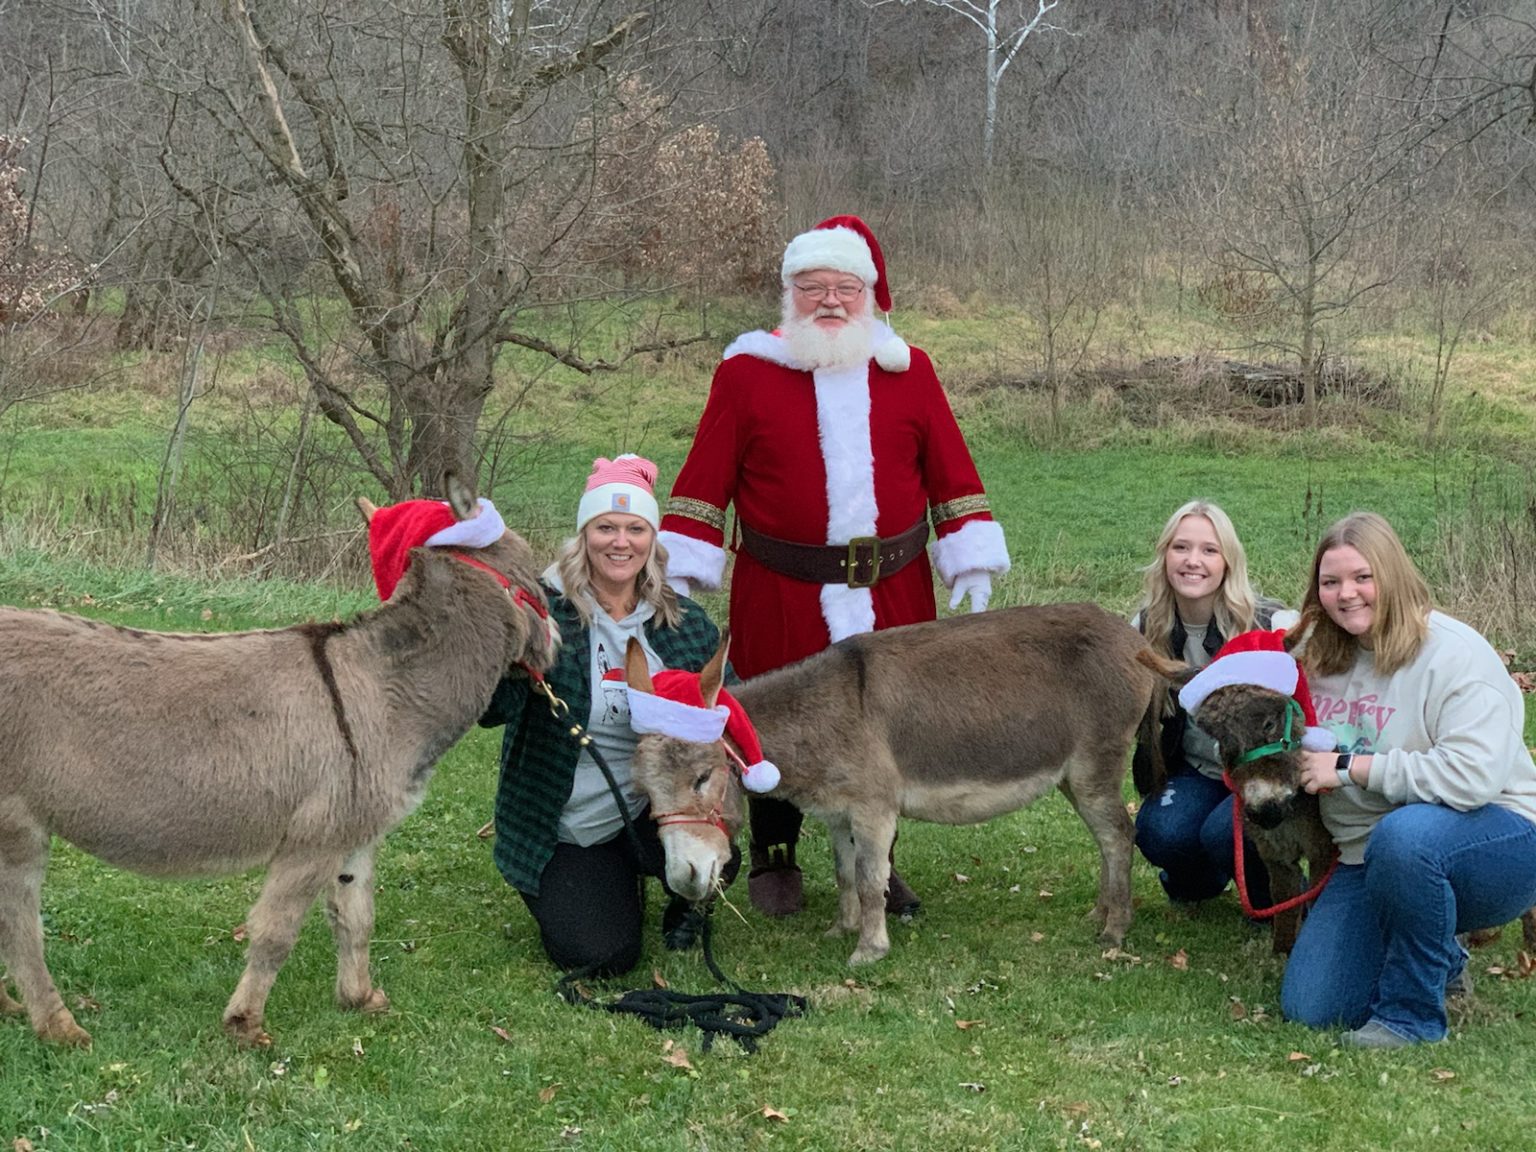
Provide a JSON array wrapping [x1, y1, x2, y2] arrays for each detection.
[[1334, 752, 1355, 789]]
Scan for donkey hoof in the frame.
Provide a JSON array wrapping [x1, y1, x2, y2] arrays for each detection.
[[223, 1014, 273, 1048], [847, 944, 889, 967], [38, 1008, 92, 1048], [358, 987, 390, 1015]]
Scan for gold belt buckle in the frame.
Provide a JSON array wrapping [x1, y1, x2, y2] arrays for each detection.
[[845, 536, 881, 588]]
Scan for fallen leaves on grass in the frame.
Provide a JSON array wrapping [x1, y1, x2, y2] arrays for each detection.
[[232, 924, 248, 943], [955, 1019, 985, 1030], [1168, 949, 1190, 971], [539, 1083, 560, 1104], [489, 1026, 514, 1044], [662, 1041, 694, 1071], [761, 1106, 790, 1122], [1429, 1068, 1456, 1082], [1287, 1052, 1311, 1062]]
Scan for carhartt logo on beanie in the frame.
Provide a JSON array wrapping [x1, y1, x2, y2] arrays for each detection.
[[1178, 628, 1336, 752], [367, 497, 506, 601], [627, 669, 782, 794], [576, 454, 660, 533]]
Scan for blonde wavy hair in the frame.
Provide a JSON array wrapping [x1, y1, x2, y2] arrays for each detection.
[[1138, 500, 1260, 658], [555, 527, 681, 630], [1296, 511, 1431, 677]]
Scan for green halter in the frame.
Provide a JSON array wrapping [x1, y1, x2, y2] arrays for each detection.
[[1231, 695, 1304, 764]]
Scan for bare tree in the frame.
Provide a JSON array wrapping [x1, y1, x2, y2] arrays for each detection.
[[868, 0, 1065, 171], [1183, 6, 1427, 423], [79, 0, 729, 499]]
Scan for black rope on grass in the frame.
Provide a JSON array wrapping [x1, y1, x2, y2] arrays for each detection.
[[555, 905, 807, 1053]]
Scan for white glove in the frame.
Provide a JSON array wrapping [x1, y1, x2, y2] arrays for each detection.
[[948, 570, 992, 613], [666, 575, 693, 599]]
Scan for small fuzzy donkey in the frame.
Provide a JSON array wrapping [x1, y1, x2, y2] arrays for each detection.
[[1183, 681, 1337, 954]]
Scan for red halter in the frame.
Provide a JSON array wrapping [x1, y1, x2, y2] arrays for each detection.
[[650, 741, 746, 838], [450, 553, 553, 681], [1223, 769, 1339, 919]]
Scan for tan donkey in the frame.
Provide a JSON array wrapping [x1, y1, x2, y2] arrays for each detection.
[[628, 603, 1166, 966], [0, 478, 557, 1047]]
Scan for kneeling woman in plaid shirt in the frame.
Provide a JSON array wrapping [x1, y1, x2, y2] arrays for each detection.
[[480, 454, 736, 975]]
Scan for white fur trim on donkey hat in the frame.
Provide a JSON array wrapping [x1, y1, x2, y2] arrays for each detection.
[[628, 669, 782, 794], [1178, 629, 1336, 752]]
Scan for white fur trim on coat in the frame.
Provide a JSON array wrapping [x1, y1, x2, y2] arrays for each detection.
[[875, 332, 910, 373], [628, 690, 730, 744], [929, 519, 1010, 585], [816, 363, 877, 641], [424, 498, 505, 549], [723, 322, 910, 374], [658, 530, 727, 590], [782, 225, 878, 286]]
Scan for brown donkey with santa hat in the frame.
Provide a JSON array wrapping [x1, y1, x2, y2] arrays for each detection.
[[659, 214, 1011, 920], [1142, 629, 1340, 954], [0, 477, 556, 1046]]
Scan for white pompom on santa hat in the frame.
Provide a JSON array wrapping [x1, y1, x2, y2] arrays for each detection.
[[782, 213, 911, 373], [367, 496, 506, 601], [627, 670, 781, 794], [1177, 628, 1336, 752]]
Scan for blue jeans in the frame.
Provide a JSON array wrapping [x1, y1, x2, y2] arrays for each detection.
[[1280, 803, 1536, 1042], [1135, 771, 1271, 907]]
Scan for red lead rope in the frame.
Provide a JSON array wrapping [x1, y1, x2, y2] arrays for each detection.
[[1223, 770, 1339, 920]]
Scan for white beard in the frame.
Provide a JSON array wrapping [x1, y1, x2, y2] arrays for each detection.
[[779, 301, 877, 371]]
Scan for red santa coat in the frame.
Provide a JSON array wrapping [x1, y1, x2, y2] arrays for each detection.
[[659, 328, 1009, 680]]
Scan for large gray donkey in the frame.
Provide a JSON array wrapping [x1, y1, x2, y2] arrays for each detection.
[[0, 479, 557, 1047]]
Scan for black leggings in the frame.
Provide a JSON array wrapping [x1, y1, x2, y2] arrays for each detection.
[[749, 795, 804, 860], [519, 821, 739, 976]]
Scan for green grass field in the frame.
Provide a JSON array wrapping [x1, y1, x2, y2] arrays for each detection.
[[1, 301, 1535, 1151]]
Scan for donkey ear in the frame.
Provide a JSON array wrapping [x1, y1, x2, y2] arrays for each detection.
[[624, 637, 654, 693], [355, 496, 379, 524], [443, 472, 477, 521], [698, 628, 729, 707]]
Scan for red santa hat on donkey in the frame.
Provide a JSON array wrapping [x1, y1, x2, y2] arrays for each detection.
[[781, 214, 911, 373], [367, 496, 507, 601], [1177, 628, 1336, 752], [627, 671, 781, 794]]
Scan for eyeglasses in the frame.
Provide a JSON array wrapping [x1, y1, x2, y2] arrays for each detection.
[[792, 281, 865, 302]]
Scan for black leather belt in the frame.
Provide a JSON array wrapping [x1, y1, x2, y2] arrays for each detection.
[[737, 518, 928, 588]]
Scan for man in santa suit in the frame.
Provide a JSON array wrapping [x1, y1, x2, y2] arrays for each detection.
[[659, 214, 1011, 917]]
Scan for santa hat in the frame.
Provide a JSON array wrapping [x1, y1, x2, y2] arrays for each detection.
[[627, 670, 781, 793], [1177, 628, 1336, 752], [782, 215, 911, 373], [576, 454, 660, 533], [367, 496, 507, 601], [783, 215, 891, 312]]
